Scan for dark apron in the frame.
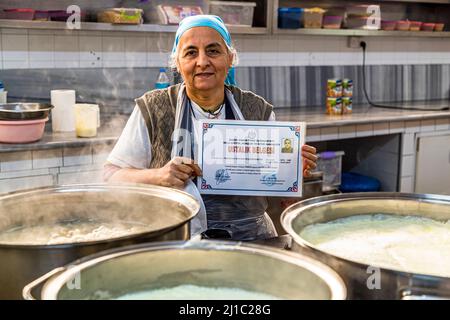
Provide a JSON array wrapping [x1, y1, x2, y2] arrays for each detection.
[[191, 98, 275, 241]]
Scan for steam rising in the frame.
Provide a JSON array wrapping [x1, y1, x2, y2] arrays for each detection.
[[0, 185, 196, 245]]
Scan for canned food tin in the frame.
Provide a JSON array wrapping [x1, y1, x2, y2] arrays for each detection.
[[327, 79, 342, 98], [342, 97, 352, 114], [326, 97, 342, 115], [343, 79, 353, 97]]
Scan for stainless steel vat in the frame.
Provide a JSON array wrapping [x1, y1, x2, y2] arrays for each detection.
[[23, 241, 346, 300], [0, 183, 199, 299], [281, 192, 450, 299]]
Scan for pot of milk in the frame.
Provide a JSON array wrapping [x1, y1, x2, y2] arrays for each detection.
[[281, 192, 450, 299], [23, 241, 346, 300], [0, 183, 199, 299]]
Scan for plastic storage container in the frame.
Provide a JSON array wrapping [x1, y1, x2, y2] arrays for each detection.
[[303, 7, 325, 28], [34, 10, 49, 21], [345, 16, 367, 29], [340, 172, 381, 192], [316, 151, 345, 191], [278, 7, 302, 29], [381, 20, 396, 31], [48, 10, 86, 22], [0, 118, 48, 143], [395, 20, 410, 31], [434, 23, 445, 31], [132, 0, 208, 24], [323, 15, 342, 29], [421, 23, 435, 31], [409, 21, 422, 31], [210, 1, 256, 26], [75, 104, 100, 138], [346, 5, 379, 17], [97, 8, 143, 24], [4, 8, 35, 20], [157, 5, 203, 25], [346, 16, 380, 30]]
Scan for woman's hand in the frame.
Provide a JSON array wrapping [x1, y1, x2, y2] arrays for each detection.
[[156, 157, 202, 188], [302, 144, 317, 178]]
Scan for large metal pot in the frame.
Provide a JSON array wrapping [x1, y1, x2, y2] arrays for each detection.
[[23, 241, 346, 300], [281, 192, 450, 300], [0, 183, 199, 299]]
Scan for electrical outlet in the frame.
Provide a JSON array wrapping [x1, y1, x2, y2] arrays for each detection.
[[348, 36, 362, 49]]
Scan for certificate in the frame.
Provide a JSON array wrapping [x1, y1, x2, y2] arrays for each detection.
[[196, 120, 306, 197]]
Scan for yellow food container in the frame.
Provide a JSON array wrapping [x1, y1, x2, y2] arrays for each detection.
[[75, 104, 100, 138], [303, 7, 325, 28], [97, 8, 143, 24]]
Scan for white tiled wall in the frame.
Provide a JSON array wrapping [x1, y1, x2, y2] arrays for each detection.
[[1, 28, 449, 70], [234, 35, 450, 67], [0, 144, 113, 194]]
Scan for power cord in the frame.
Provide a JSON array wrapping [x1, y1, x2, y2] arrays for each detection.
[[360, 41, 449, 111]]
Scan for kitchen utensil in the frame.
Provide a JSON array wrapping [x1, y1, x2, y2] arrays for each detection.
[[0, 103, 53, 120]]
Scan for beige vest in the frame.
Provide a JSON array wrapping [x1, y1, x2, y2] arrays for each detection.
[[135, 83, 274, 168]]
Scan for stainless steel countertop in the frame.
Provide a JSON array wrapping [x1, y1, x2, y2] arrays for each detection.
[[0, 116, 127, 153], [1, 100, 449, 152], [275, 101, 450, 128]]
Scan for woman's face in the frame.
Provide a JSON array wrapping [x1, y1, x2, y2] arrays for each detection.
[[176, 27, 233, 93]]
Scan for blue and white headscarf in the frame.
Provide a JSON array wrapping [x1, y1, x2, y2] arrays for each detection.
[[172, 15, 236, 86]]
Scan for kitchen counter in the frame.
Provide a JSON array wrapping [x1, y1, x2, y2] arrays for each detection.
[[0, 100, 449, 194], [1, 100, 449, 152], [0, 128, 117, 153], [0, 116, 127, 153], [275, 100, 450, 128]]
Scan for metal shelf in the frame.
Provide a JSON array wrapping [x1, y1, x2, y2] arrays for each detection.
[[274, 28, 450, 37], [0, 20, 448, 38], [0, 19, 268, 35], [377, 0, 450, 4]]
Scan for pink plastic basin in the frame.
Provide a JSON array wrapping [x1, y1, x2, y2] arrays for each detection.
[[0, 117, 48, 143]]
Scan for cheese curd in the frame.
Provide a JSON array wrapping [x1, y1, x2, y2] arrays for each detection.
[[300, 214, 450, 277], [0, 219, 150, 245]]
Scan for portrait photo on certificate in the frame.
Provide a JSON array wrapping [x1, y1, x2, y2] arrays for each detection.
[[196, 120, 306, 197]]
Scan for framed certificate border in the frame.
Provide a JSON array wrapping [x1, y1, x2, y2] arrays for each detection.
[[196, 120, 306, 197]]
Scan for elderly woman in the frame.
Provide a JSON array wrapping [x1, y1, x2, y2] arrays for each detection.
[[105, 15, 317, 241]]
